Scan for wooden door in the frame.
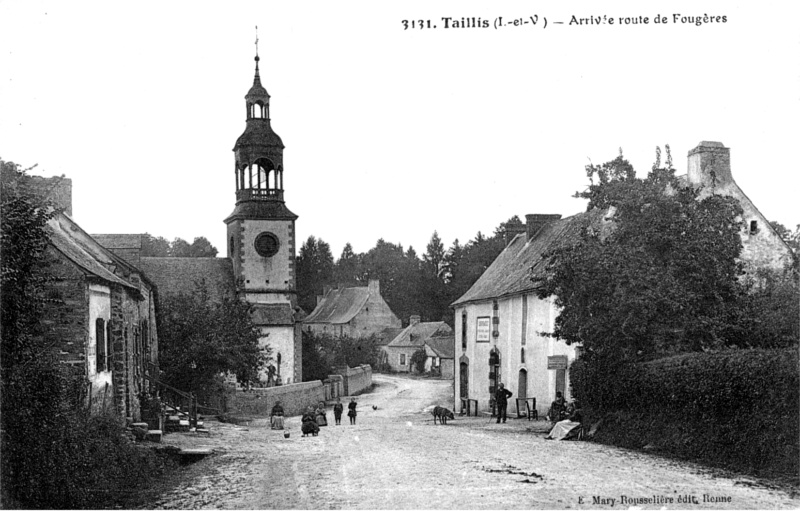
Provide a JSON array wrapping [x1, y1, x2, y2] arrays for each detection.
[[518, 369, 527, 400], [460, 362, 469, 399]]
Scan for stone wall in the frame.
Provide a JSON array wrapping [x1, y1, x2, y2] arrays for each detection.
[[225, 380, 326, 417], [334, 364, 373, 396]]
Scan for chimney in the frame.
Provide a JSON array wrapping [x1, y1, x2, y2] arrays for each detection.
[[409, 315, 421, 326], [687, 141, 731, 189], [368, 279, 380, 295], [504, 223, 528, 246], [27, 175, 73, 216], [525, 214, 562, 241]]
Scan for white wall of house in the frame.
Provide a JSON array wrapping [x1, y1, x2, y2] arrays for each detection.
[[88, 284, 112, 389], [259, 325, 296, 385], [454, 293, 579, 417]]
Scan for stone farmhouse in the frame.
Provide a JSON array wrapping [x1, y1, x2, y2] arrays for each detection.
[[32, 177, 158, 421], [384, 316, 453, 373], [303, 280, 401, 338], [452, 141, 795, 418]]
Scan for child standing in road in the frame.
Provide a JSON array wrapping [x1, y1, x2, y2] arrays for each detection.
[[347, 398, 357, 425], [333, 397, 344, 425]]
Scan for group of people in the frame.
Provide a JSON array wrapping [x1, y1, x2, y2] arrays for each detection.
[[269, 397, 359, 437], [493, 384, 583, 441]]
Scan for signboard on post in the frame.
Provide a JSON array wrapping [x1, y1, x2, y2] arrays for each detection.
[[547, 355, 568, 370], [476, 317, 491, 342]]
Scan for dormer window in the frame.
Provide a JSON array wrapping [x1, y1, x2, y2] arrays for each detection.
[[750, 220, 758, 235]]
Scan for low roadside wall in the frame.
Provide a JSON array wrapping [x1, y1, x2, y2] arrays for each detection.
[[225, 381, 325, 418], [334, 364, 373, 396]]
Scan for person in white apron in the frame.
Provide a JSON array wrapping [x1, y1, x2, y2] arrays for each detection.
[[270, 401, 285, 430]]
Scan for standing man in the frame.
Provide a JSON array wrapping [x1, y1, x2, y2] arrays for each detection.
[[495, 382, 512, 424]]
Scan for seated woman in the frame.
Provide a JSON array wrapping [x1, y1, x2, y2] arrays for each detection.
[[301, 405, 320, 437], [315, 401, 328, 427], [270, 401, 285, 430], [546, 400, 583, 441], [547, 392, 568, 422]]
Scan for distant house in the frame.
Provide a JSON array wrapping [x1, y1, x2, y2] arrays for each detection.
[[424, 332, 455, 379], [375, 326, 405, 369], [303, 280, 401, 338], [452, 141, 796, 417], [385, 317, 453, 373], [35, 183, 158, 421]]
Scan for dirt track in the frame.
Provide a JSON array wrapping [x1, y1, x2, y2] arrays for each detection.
[[146, 374, 798, 509]]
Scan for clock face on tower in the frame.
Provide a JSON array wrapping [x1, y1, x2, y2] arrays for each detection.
[[254, 231, 280, 258]]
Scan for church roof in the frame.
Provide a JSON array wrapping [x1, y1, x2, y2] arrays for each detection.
[[451, 209, 607, 307], [387, 321, 453, 348], [137, 257, 236, 302], [251, 303, 295, 326], [224, 199, 298, 223]]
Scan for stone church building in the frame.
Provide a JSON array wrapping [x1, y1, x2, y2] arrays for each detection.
[[98, 53, 304, 385], [452, 141, 795, 418]]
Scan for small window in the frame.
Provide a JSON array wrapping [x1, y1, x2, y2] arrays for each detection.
[[750, 220, 758, 235], [521, 347, 525, 364], [96, 318, 106, 372], [400, 354, 406, 366], [461, 312, 467, 350]]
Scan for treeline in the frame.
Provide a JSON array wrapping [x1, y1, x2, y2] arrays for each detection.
[[296, 217, 524, 325], [140, 233, 218, 257]]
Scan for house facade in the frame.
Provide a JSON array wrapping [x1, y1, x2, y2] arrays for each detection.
[[423, 333, 455, 379], [384, 316, 453, 373], [40, 198, 158, 421], [303, 280, 401, 339], [452, 141, 795, 417]]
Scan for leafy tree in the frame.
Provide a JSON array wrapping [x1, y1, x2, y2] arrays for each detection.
[[301, 330, 331, 383], [141, 233, 171, 256], [535, 148, 746, 358], [301, 331, 380, 382], [410, 347, 427, 373], [140, 234, 218, 257], [420, 231, 450, 322], [158, 282, 267, 400], [296, 235, 335, 313], [333, 242, 362, 287], [769, 221, 800, 260]]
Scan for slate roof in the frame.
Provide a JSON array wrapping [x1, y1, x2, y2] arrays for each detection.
[[387, 321, 453, 348], [375, 327, 405, 346], [137, 257, 236, 302], [91, 234, 142, 250], [451, 209, 608, 307], [425, 334, 455, 359], [251, 303, 295, 326], [303, 287, 370, 325], [46, 213, 137, 290]]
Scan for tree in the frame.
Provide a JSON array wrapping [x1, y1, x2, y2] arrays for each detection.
[[300, 331, 380, 382], [535, 148, 746, 359], [410, 347, 427, 373], [140, 234, 218, 257], [158, 283, 267, 399], [334, 242, 362, 287], [141, 233, 170, 256], [296, 236, 335, 313]]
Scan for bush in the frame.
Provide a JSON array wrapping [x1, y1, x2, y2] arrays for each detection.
[[572, 348, 799, 480]]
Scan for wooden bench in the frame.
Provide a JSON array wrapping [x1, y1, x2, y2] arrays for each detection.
[[460, 398, 478, 416]]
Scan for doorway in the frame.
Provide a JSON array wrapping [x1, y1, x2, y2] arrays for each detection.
[[518, 369, 527, 400], [460, 362, 469, 400]]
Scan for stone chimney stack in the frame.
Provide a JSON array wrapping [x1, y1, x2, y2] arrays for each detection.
[[687, 141, 732, 189], [409, 315, 421, 326], [525, 214, 562, 241], [368, 279, 380, 295], [504, 223, 528, 246]]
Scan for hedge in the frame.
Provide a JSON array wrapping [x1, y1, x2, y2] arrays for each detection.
[[571, 348, 799, 480]]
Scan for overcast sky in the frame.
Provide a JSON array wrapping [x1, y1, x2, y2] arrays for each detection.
[[2, 1, 798, 258]]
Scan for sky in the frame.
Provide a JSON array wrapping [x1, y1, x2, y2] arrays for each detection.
[[1, 1, 798, 258]]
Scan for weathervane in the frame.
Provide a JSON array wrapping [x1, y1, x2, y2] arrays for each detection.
[[255, 25, 259, 57]]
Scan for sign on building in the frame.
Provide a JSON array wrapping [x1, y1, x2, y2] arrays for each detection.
[[547, 355, 568, 370], [476, 317, 491, 342]]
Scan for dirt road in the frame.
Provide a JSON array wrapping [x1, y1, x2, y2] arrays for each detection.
[[147, 374, 798, 509]]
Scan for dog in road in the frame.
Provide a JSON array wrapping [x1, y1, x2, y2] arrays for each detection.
[[432, 406, 455, 425]]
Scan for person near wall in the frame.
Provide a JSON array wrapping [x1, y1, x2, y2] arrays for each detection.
[[548, 391, 568, 422], [333, 398, 344, 425], [315, 401, 328, 427], [494, 382, 513, 424], [546, 400, 583, 441], [348, 398, 358, 425], [270, 401, 284, 430], [301, 405, 320, 436]]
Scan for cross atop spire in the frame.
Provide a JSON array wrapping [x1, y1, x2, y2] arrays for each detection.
[[255, 25, 259, 58]]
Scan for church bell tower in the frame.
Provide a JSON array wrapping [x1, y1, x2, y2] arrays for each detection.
[[224, 49, 300, 384]]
